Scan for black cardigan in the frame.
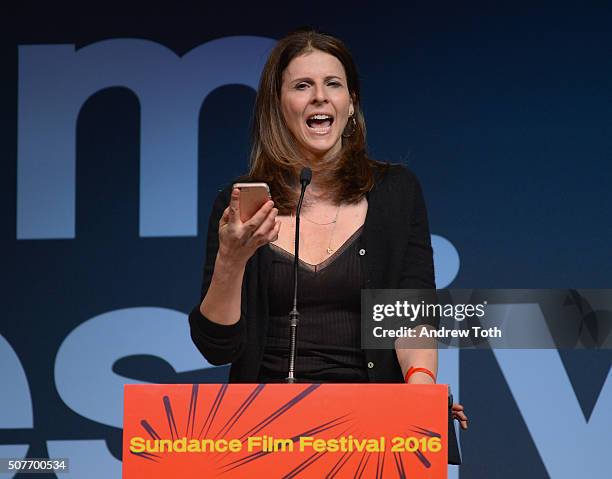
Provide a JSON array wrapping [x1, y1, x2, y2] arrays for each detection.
[[189, 164, 435, 383]]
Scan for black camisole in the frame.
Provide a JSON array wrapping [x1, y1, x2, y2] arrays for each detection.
[[258, 226, 368, 383]]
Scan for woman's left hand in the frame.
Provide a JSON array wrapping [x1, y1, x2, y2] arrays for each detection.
[[452, 403, 468, 430]]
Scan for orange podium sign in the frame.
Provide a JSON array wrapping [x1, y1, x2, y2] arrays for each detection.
[[123, 383, 448, 478]]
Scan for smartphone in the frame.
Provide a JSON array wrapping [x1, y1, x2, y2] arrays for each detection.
[[232, 182, 271, 222]]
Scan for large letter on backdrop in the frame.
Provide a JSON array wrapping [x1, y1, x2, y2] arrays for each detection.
[[17, 36, 274, 239], [51, 307, 213, 478], [0, 335, 32, 479], [493, 305, 612, 479]]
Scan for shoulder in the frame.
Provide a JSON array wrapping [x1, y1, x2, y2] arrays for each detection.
[[371, 162, 421, 195]]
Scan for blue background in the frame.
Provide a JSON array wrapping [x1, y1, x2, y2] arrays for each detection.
[[1, 5, 611, 478]]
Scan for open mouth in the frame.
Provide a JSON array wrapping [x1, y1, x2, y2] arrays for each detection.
[[305, 114, 334, 133]]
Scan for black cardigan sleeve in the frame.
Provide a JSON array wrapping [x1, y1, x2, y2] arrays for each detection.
[[188, 186, 247, 366], [394, 167, 438, 329], [398, 167, 436, 290]]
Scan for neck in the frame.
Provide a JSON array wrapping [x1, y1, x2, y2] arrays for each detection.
[[302, 184, 337, 210], [296, 148, 341, 205], [299, 141, 342, 174]]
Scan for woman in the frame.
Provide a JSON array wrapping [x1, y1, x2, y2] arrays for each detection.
[[189, 29, 467, 431]]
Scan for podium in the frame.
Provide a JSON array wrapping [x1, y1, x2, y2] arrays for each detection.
[[123, 383, 451, 478]]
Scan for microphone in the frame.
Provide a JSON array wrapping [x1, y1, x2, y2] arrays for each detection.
[[300, 167, 312, 186], [286, 167, 312, 383]]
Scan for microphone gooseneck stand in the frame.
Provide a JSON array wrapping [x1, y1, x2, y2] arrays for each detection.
[[286, 167, 312, 384]]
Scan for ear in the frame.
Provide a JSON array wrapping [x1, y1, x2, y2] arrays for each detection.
[[349, 97, 355, 117]]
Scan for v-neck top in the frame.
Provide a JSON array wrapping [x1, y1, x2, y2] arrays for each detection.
[[258, 226, 367, 382], [189, 164, 437, 385]]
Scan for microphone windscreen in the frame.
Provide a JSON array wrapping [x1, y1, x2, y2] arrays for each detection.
[[300, 167, 312, 185]]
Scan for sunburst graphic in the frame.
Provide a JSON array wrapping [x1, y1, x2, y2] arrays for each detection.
[[123, 384, 446, 478]]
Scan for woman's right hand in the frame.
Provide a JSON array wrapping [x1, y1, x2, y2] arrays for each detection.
[[217, 188, 281, 267]]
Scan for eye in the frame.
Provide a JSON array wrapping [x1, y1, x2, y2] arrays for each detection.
[[295, 82, 309, 90], [327, 81, 342, 88]]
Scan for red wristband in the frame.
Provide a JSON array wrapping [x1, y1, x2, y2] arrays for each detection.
[[404, 366, 436, 383]]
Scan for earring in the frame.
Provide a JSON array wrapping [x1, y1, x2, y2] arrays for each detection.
[[342, 115, 357, 138]]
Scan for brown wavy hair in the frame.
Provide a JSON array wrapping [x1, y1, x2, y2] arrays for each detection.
[[249, 28, 385, 214]]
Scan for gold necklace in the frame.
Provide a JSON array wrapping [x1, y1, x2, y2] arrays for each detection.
[[292, 205, 342, 255], [301, 213, 338, 226]]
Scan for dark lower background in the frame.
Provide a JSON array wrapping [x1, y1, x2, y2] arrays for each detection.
[[1, 5, 611, 478]]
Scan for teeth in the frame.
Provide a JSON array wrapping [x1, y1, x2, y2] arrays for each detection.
[[309, 114, 332, 120]]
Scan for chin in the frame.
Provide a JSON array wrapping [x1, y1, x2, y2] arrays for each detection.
[[301, 137, 342, 159]]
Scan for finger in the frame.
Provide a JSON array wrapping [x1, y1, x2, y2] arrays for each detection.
[[453, 412, 468, 421], [219, 207, 230, 227], [252, 209, 278, 245], [251, 208, 278, 245], [267, 219, 281, 243], [228, 188, 241, 224], [452, 403, 464, 412], [453, 412, 468, 431], [244, 200, 274, 232]]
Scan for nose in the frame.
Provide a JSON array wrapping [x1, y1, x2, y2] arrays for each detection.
[[311, 82, 328, 104]]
